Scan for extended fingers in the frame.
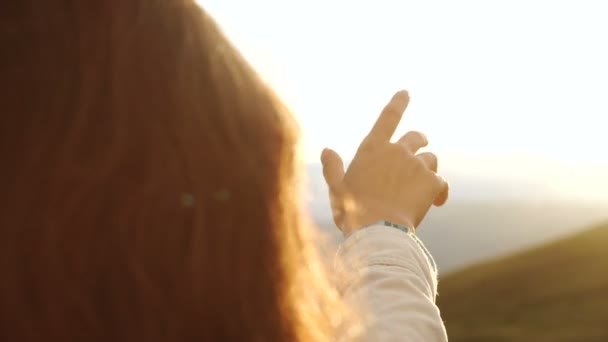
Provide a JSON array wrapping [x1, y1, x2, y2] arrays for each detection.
[[367, 90, 410, 142]]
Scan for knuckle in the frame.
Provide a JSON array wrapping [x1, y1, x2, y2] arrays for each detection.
[[418, 152, 438, 169], [361, 136, 381, 150], [388, 143, 408, 155], [398, 143, 414, 155], [410, 156, 427, 172]]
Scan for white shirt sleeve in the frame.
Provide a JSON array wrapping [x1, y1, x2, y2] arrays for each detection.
[[335, 225, 448, 342]]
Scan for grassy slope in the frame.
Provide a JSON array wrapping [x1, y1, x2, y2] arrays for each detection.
[[437, 222, 608, 342]]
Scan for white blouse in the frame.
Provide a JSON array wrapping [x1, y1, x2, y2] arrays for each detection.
[[335, 225, 448, 341]]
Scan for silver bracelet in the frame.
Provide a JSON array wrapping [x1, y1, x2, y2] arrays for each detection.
[[372, 220, 412, 234]]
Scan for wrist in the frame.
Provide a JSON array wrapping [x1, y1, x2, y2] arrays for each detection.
[[340, 211, 415, 235]]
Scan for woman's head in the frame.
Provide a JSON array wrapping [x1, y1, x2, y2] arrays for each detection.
[[0, 1, 346, 340]]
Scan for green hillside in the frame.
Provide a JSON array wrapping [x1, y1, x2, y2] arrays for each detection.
[[437, 222, 608, 342]]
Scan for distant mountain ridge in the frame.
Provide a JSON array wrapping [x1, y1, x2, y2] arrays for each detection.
[[305, 161, 570, 223], [305, 163, 608, 272]]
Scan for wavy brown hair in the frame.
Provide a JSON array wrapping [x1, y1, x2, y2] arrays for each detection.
[[0, 1, 350, 341]]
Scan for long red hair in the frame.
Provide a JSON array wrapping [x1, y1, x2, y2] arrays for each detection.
[[0, 1, 349, 340]]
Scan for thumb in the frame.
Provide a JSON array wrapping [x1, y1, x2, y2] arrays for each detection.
[[320, 148, 345, 189]]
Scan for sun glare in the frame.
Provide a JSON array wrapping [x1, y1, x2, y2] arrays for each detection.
[[201, 0, 608, 202]]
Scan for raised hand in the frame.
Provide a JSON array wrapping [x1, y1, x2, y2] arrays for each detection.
[[321, 90, 449, 234]]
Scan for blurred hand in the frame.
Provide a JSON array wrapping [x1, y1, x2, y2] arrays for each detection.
[[321, 90, 449, 234]]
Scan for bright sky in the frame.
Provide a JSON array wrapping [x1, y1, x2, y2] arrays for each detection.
[[200, 0, 608, 202]]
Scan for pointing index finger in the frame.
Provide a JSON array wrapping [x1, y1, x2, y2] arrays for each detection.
[[367, 90, 410, 141]]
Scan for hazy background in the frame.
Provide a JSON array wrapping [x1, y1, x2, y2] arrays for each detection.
[[202, 0, 608, 265], [200, 1, 608, 340]]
